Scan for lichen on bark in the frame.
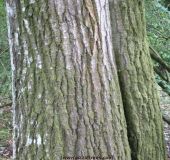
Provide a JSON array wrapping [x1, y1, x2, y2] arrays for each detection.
[[109, 0, 166, 159], [6, 0, 132, 159]]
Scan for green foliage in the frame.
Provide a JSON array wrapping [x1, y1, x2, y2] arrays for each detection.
[[145, 0, 170, 64], [159, 0, 170, 11], [145, 0, 170, 95], [0, 0, 12, 151], [0, 0, 7, 48], [0, 0, 11, 98]]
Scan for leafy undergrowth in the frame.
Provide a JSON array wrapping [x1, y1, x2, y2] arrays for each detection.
[[0, 0, 12, 158], [0, 103, 12, 159]]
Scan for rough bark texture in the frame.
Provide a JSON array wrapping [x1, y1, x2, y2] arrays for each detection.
[[109, 0, 166, 159], [6, 0, 131, 159]]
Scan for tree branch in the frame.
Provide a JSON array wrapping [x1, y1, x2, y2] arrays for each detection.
[[154, 66, 169, 83], [150, 46, 170, 73], [157, 81, 170, 96], [163, 114, 170, 125], [147, 25, 170, 40]]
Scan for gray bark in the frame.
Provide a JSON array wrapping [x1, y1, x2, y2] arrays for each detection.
[[6, 0, 166, 160], [6, 0, 131, 159]]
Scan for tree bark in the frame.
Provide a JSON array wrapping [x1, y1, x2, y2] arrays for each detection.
[[6, 0, 131, 159], [109, 0, 166, 159], [163, 113, 170, 125]]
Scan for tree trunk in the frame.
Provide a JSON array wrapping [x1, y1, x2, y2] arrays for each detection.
[[6, 0, 166, 160], [6, 0, 131, 159], [109, 0, 166, 159]]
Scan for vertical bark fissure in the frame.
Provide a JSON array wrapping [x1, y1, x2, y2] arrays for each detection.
[[6, 0, 133, 159], [109, 0, 166, 159]]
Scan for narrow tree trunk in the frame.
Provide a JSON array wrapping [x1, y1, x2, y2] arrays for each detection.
[[109, 0, 166, 159], [6, 0, 131, 159]]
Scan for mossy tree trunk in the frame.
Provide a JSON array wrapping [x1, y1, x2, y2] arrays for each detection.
[[109, 0, 166, 159], [6, 0, 131, 159], [6, 0, 166, 160]]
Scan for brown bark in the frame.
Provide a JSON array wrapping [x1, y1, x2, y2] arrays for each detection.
[[6, 0, 131, 159]]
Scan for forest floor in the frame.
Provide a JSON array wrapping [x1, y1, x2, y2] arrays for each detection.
[[161, 91, 170, 159], [0, 91, 170, 159], [0, 100, 12, 159], [164, 116, 170, 159]]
